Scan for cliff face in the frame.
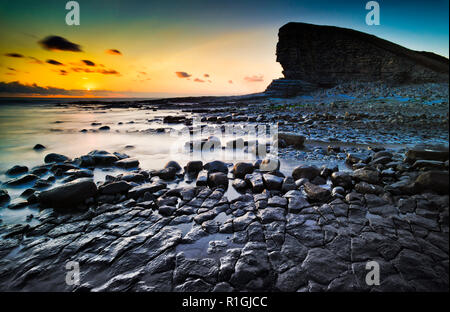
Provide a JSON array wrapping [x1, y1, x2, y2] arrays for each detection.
[[266, 22, 449, 96]]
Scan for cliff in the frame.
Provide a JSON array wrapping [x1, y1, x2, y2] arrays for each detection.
[[266, 22, 449, 97]]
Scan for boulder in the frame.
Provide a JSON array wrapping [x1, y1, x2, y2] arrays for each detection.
[[208, 172, 229, 189], [99, 181, 132, 195], [232, 162, 254, 179], [44, 153, 70, 163], [303, 182, 330, 202], [331, 171, 353, 189], [185, 161, 203, 174], [353, 169, 380, 184], [6, 165, 28, 176], [164, 161, 182, 172], [278, 132, 305, 148], [262, 174, 283, 190], [204, 160, 228, 174], [292, 165, 320, 180], [38, 178, 97, 209], [415, 171, 449, 194], [115, 158, 139, 169]]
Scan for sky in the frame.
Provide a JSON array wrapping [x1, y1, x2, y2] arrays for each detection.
[[0, 0, 448, 98]]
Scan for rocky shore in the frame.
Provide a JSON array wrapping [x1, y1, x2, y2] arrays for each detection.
[[0, 138, 448, 291]]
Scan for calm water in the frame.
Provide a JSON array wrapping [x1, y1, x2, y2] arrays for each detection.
[[0, 100, 309, 224]]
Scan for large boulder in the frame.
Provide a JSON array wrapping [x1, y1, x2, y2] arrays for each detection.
[[38, 178, 97, 209]]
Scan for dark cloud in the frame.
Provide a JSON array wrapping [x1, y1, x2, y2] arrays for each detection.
[[81, 60, 96, 66], [244, 75, 264, 82], [105, 49, 122, 55], [0, 81, 111, 96], [4, 53, 24, 58], [194, 78, 205, 83], [46, 59, 64, 66], [204, 74, 210, 77], [38, 36, 82, 52], [175, 71, 191, 78]]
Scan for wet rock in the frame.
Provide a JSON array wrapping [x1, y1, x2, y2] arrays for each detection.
[[285, 191, 310, 212], [397, 198, 416, 214], [245, 173, 264, 193], [310, 175, 326, 185], [6, 165, 28, 176], [38, 178, 97, 209], [355, 181, 384, 195], [278, 132, 305, 148], [263, 174, 283, 190], [128, 182, 166, 198], [99, 181, 132, 195], [4, 174, 38, 186], [232, 162, 254, 179], [208, 172, 228, 189], [184, 161, 203, 174], [412, 160, 446, 170], [44, 153, 70, 163], [99, 126, 110, 131], [7, 198, 29, 210], [415, 171, 449, 194], [268, 196, 288, 208], [232, 179, 248, 191], [292, 165, 320, 180], [165, 161, 182, 172], [115, 158, 139, 169], [303, 182, 330, 202], [196, 170, 208, 186], [121, 173, 145, 183], [233, 212, 257, 231], [65, 169, 94, 179], [88, 150, 119, 165], [405, 149, 449, 163], [302, 248, 347, 284], [33, 144, 46, 150], [0, 190, 10, 203], [353, 168, 380, 184], [159, 205, 176, 216], [330, 171, 353, 189], [163, 115, 185, 124], [154, 167, 177, 180], [257, 207, 286, 223], [331, 186, 345, 197], [282, 176, 296, 192], [259, 158, 280, 172], [204, 160, 228, 174]]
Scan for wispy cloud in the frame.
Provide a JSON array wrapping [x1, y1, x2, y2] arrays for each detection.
[[0, 81, 111, 96], [244, 74, 264, 82], [38, 36, 82, 52], [105, 49, 122, 55]]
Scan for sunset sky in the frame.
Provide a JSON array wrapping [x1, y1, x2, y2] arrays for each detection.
[[0, 0, 448, 98]]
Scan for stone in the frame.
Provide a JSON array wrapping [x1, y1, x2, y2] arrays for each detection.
[[259, 158, 281, 172], [208, 172, 228, 189], [33, 144, 46, 150], [415, 171, 449, 194], [203, 160, 228, 174], [281, 177, 296, 192], [303, 182, 330, 202], [355, 182, 384, 195], [302, 248, 347, 285], [245, 173, 265, 193], [164, 161, 182, 172], [0, 190, 10, 203], [185, 161, 203, 174], [154, 167, 177, 180], [232, 179, 248, 191], [99, 181, 132, 195], [88, 150, 119, 165], [44, 153, 70, 163], [128, 182, 166, 198], [4, 174, 38, 186], [278, 132, 305, 148], [38, 178, 97, 209], [331, 171, 353, 189], [232, 162, 254, 179], [405, 149, 449, 163], [6, 165, 28, 176], [115, 158, 139, 169], [263, 174, 284, 190], [292, 165, 320, 180], [257, 207, 286, 223], [353, 168, 380, 184]]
